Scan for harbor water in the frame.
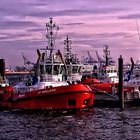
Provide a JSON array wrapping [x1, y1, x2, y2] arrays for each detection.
[[0, 107, 140, 140]]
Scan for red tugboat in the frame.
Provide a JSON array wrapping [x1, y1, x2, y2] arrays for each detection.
[[81, 47, 138, 100], [63, 35, 82, 82], [0, 18, 94, 110], [81, 45, 118, 95], [82, 76, 118, 95]]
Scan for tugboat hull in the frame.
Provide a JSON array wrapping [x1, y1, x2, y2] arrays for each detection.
[[0, 84, 94, 110]]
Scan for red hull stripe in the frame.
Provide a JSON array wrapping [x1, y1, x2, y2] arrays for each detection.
[[12, 90, 93, 102]]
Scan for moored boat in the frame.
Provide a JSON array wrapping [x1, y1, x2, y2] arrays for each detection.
[[81, 45, 118, 95], [0, 83, 93, 110], [63, 35, 82, 82], [82, 55, 140, 101], [81, 76, 118, 95], [0, 18, 94, 110]]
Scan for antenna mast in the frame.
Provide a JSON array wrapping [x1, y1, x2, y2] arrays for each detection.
[[103, 45, 110, 66], [64, 35, 72, 64], [46, 18, 59, 59]]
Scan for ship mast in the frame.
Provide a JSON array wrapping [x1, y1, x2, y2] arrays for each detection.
[[103, 45, 111, 66], [64, 35, 72, 64], [64, 35, 79, 65], [46, 18, 59, 59]]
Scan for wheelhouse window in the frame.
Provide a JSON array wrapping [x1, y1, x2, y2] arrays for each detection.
[[53, 65, 59, 75], [45, 65, 52, 74], [60, 65, 64, 74], [67, 66, 72, 74], [78, 66, 81, 73], [72, 66, 78, 73]]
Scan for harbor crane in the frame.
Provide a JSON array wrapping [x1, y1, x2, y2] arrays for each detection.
[[21, 52, 35, 67], [87, 51, 98, 65], [95, 50, 105, 66]]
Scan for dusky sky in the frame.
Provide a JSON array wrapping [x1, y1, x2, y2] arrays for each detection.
[[0, 0, 140, 67]]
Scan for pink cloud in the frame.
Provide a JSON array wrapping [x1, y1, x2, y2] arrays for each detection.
[[0, 0, 140, 67]]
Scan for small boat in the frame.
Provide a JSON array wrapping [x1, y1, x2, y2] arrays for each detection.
[[0, 18, 94, 110]]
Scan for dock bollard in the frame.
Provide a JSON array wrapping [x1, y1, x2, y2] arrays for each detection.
[[118, 55, 124, 110]]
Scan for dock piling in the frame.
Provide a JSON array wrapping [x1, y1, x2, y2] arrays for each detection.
[[118, 55, 124, 110], [0, 59, 5, 80]]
